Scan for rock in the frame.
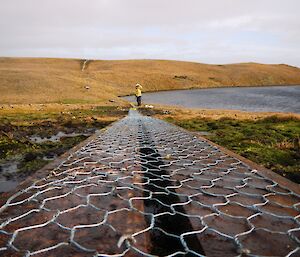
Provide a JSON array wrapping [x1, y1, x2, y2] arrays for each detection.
[[165, 154, 172, 160], [145, 104, 154, 109], [173, 75, 188, 79], [109, 99, 115, 103], [24, 152, 37, 162]]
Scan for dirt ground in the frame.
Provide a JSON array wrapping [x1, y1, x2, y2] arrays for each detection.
[[139, 104, 300, 120], [0, 104, 128, 193]]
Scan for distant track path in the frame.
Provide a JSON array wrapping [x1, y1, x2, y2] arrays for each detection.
[[81, 59, 89, 72], [0, 110, 299, 256]]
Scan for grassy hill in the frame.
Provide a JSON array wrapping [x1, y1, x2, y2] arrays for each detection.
[[1, 57, 300, 104]]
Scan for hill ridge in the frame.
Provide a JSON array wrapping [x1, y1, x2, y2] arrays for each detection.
[[0, 57, 299, 104]]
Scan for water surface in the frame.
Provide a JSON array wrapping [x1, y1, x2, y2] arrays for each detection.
[[124, 85, 300, 113], [29, 130, 96, 143]]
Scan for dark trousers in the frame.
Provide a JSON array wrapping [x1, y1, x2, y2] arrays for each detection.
[[136, 96, 142, 106]]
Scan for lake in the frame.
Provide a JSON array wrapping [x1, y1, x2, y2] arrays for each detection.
[[123, 85, 300, 113]]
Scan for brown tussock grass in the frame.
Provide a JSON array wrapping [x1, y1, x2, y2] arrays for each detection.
[[0, 57, 300, 105]]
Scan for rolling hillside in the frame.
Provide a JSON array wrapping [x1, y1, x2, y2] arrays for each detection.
[[0, 57, 300, 104]]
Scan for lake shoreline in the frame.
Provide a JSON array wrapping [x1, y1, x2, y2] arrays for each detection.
[[123, 85, 300, 114], [119, 83, 300, 97]]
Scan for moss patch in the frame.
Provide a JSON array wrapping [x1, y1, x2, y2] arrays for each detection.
[[0, 106, 127, 177]]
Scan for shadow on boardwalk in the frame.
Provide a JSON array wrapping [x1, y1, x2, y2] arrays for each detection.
[[0, 110, 299, 257]]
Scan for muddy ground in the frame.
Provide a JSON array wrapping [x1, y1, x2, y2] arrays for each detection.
[[0, 106, 128, 193], [1, 104, 299, 195]]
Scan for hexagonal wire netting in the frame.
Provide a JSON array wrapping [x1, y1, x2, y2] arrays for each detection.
[[0, 110, 299, 257]]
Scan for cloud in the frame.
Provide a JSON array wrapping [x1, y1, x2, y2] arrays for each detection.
[[0, 0, 299, 66]]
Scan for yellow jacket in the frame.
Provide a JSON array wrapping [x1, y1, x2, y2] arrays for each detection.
[[135, 85, 142, 97]]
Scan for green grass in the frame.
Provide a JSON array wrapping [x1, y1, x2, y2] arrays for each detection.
[[16, 136, 88, 175], [59, 99, 99, 104], [0, 132, 89, 175], [18, 159, 51, 174], [0, 106, 127, 177], [0, 106, 125, 123], [166, 116, 300, 183]]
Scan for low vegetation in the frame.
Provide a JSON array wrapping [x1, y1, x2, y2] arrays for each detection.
[[1, 57, 299, 190], [1, 58, 300, 104], [0, 106, 127, 179]]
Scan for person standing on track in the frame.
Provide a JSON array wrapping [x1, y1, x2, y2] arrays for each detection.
[[135, 83, 143, 106]]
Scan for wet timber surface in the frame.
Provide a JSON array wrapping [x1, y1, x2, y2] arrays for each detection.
[[0, 110, 299, 257]]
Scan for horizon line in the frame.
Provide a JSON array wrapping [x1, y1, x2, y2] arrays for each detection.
[[0, 56, 299, 68]]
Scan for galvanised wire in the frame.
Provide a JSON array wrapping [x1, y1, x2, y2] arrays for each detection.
[[0, 110, 299, 257]]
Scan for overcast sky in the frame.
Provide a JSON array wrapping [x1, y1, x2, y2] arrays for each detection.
[[0, 0, 299, 66]]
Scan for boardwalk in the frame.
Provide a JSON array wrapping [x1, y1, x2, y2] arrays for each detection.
[[0, 110, 299, 257]]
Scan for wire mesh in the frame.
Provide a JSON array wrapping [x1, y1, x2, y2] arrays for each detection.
[[0, 110, 299, 257]]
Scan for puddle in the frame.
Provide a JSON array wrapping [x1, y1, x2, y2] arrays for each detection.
[[0, 160, 19, 174], [0, 180, 19, 193], [29, 131, 94, 143], [0, 160, 21, 193], [0, 129, 97, 193], [42, 153, 58, 161], [0, 155, 57, 193], [28, 128, 98, 143]]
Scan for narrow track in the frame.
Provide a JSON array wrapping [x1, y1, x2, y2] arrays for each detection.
[[0, 110, 299, 257]]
